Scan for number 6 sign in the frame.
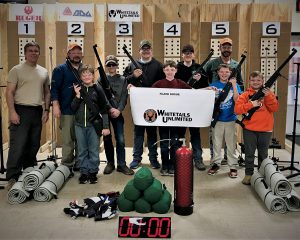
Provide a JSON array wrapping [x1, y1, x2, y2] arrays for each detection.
[[262, 22, 280, 36]]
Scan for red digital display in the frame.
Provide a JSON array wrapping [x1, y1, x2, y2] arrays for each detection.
[[118, 216, 171, 238]]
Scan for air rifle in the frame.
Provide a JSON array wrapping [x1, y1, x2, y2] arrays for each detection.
[[236, 48, 297, 128], [211, 51, 247, 128], [65, 58, 100, 117], [93, 44, 116, 106], [188, 49, 214, 87], [122, 44, 147, 85]]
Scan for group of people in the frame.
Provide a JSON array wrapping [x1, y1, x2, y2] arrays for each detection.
[[5, 37, 279, 190]]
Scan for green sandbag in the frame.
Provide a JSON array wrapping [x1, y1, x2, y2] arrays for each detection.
[[133, 167, 154, 191], [144, 178, 163, 204], [152, 189, 172, 214], [117, 192, 134, 212], [135, 197, 151, 213], [123, 179, 141, 201]]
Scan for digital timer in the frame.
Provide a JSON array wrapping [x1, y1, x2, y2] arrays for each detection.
[[118, 216, 171, 238]]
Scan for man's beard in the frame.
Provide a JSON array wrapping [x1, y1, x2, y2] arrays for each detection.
[[221, 51, 231, 58], [69, 58, 81, 64]]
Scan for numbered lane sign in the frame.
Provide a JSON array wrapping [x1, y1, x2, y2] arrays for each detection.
[[212, 22, 229, 36], [18, 22, 35, 35], [164, 23, 181, 37], [68, 22, 84, 36], [116, 22, 133, 36], [262, 22, 280, 36]]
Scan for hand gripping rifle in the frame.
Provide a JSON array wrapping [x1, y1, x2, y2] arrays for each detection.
[[211, 51, 247, 128], [188, 49, 214, 87], [122, 44, 147, 84], [236, 48, 298, 128], [93, 45, 116, 107], [65, 58, 100, 118]]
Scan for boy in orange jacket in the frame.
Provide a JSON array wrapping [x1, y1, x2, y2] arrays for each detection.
[[234, 71, 279, 185]]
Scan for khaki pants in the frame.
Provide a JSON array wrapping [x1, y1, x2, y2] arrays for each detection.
[[212, 121, 238, 169], [60, 115, 76, 167]]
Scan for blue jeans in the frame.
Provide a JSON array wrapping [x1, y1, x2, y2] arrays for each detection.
[[159, 126, 181, 170], [75, 125, 100, 174], [132, 125, 158, 162], [103, 114, 126, 166]]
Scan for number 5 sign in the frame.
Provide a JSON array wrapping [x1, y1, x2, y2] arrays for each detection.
[[212, 22, 229, 36], [262, 22, 280, 36]]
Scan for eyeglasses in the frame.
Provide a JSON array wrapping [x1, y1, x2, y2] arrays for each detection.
[[221, 45, 232, 50], [106, 64, 117, 67], [141, 47, 151, 52]]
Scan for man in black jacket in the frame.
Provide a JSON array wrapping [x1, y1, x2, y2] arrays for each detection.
[[124, 40, 165, 169]]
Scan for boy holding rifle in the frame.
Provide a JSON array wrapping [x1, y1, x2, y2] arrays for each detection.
[[71, 65, 110, 184], [235, 71, 279, 185], [208, 64, 241, 178]]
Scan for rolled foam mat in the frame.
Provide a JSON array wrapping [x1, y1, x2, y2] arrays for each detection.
[[23, 162, 56, 191], [33, 165, 70, 202], [7, 167, 35, 204]]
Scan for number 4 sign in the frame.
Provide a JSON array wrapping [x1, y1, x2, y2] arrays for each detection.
[[164, 23, 181, 37]]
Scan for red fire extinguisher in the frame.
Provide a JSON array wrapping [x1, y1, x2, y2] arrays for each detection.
[[174, 139, 193, 216]]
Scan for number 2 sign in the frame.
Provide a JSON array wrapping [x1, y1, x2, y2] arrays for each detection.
[[67, 22, 84, 36]]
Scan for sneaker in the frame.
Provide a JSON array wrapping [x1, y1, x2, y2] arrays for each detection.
[[150, 160, 161, 169], [160, 168, 168, 176], [6, 178, 16, 191], [117, 165, 134, 175], [168, 168, 175, 176], [228, 169, 238, 178], [195, 161, 206, 171], [79, 174, 89, 184], [221, 158, 228, 165], [89, 173, 98, 184], [242, 175, 252, 185], [103, 163, 115, 175], [129, 160, 141, 169], [207, 164, 220, 175]]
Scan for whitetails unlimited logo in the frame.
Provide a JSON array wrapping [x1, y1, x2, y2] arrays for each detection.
[[144, 109, 192, 123]]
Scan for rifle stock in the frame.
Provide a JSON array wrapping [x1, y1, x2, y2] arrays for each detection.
[[236, 48, 297, 128], [211, 51, 247, 128]]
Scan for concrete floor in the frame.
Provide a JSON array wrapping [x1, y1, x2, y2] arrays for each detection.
[[0, 141, 300, 240]]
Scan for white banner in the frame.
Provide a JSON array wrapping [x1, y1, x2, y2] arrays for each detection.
[[107, 4, 141, 22], [57, 3, 94, 22], [130, 88, 215, 127], [9, 4, 44, 22]]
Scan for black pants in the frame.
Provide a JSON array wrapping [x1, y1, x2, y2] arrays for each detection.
[[243, 129, 272, 176], [6, 105, 43, 180]]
